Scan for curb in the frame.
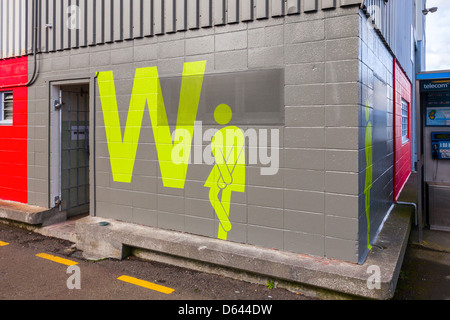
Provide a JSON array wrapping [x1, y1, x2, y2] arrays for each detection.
[[75, 205, 412, 300]]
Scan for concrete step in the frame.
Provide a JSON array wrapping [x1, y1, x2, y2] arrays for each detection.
[[0, 200, 67, 227]]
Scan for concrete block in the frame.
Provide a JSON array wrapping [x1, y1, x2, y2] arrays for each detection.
[[325, 37, 359, 61], [285, 148, 325, 170], [157, 194, 185, 215], [248, 205, 284, 229], [247, 186, 283, 208], [284, 127, 325, 149], [158, 39, 185, 58], [132, 207, 158, 227], [326, 82, 359, 105], [325, 193, 359, 218], [133, 44, 158, 62], [325, 171, 359, 195], [325, 236, 358, 263], [185, 36, 215, 55], [285, 20, 324, 44], [326, 127, 359, 150], [248, 225, 284, 250], [111, 47, 134, 65], [70, 53, 91, 69], [285, 41, 325, 64], [285, 62, 325, 85], [185, 215, 215, 238], [283, 231, 324, 256], [325, 14, 359, 39], [325, 149, 359, 172], [158, 211, 185, 232], [326, 60, 359, 83], [325, 105, 359, 127], [248, 46, 284, 68], [283, 168, 325, 192], [284, 189, 325, 213], [215, 30, 247, 52], [285, 106, 325, 127], [215, 50, 247, 70], [284, 209, 324, 234], [285, 84, 325, 106], [325, 215, 359, 241]]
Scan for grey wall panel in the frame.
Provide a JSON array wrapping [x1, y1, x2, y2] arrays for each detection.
[[95, 0, 104, 44], [286, 0, 300, 15], [26, 0, 33, 54], [241, 0, 253, 21], [47, 0, 55, 52], [123, 0, 132, 40], [165, 0, 176, 33], [304, 0, 318, 12], [113, 0, 122, 41], [70, 0, 79, 48], [79, 0, 88, 47], [154, 0, 164, 35], [104, 0, 113, 43], [142, 0, 153, 36], [214, 0, 226, 26], [200, 0, 212, 27], [55, 0, 63, 50], [41, 0, 47, 53], [1, 1, 364, 60], [0, 1, 3, 58], [227, 0, 239, 24], [176, 0, 187, 31], [7, 0, 13, 57], [256, 0, 268, 19], [87, 0, 95, 45], [63, 0, 70, 49], [187, 0, 199, 29], [271, 0, 285, 17], [132, 0, 143, 38]]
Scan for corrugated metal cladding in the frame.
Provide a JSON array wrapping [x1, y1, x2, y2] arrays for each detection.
[[361, 0, 393, 47], [0, 0, 363, 59]]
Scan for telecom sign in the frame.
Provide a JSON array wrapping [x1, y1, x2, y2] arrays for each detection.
[[421, 80, 450, 92]]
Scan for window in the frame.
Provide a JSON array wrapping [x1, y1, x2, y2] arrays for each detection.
[[0, 91, 13, 125], [401, 99, 409, 144]]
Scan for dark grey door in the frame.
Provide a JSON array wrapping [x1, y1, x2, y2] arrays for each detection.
[[60, 85, 90, 216]]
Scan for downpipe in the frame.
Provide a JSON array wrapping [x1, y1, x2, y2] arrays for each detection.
[[395, 201, 421, 244]]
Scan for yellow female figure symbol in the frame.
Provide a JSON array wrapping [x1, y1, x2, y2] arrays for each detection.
[[205, 104, 246, 240], [365, 99, 373, 250]]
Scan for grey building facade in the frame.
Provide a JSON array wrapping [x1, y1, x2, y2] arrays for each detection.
[[0, 0, 426, 268]]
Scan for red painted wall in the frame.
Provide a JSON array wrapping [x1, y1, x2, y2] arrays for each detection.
[[0, 57, 28, 203], [393, 59, 412, 201]]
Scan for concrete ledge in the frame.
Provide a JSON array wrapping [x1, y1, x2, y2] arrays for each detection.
[[76, 204, 412, 300], [0, 200, 66, 227]]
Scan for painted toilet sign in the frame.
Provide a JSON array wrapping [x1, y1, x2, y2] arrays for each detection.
[[96, 61, 280, 240]]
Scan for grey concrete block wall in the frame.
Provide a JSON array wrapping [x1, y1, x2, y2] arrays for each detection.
[[25, 3, 394, 264]]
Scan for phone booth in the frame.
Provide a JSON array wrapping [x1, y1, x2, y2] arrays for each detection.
[[417, 71, 450, 232]]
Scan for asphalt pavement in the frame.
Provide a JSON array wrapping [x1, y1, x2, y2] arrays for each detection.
[[0, 214, 448, 301]]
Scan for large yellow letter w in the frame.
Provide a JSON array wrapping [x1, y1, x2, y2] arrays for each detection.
[[97, 61, 207, 188]]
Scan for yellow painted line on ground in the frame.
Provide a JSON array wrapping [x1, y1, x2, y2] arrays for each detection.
[[36, 253, 78, 266], [0, 241, 9, 246], [117, 275, 175, 295]]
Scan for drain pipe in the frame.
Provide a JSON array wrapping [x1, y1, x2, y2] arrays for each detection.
[[0, 0, 39, 89], [395, 200, 422, 244]]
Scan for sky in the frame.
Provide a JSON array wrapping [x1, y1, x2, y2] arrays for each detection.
[[426, 0, 450, 71]]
